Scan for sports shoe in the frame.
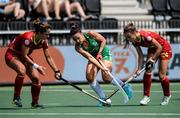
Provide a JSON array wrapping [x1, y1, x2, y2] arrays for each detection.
[[97, 98, 112, 107], [31, 103, 45, 109], [140, 96, 150, 105], [122, 84, 133, 99], [160, 95, 171, 106], [13, 97, 22, 107]]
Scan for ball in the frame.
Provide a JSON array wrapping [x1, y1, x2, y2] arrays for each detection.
[[106, 99, 112, 106]]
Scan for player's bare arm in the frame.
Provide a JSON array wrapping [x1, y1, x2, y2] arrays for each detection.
[[21, 43, 46, 75], [43, 48, 59, 72], [134, 46, 144, 70], [21, 45, 34, 65], [43, 48, 61, 79], [151, 39, 163, 60]]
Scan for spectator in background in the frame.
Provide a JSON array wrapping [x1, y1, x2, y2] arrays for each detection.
[[28, 0, 52, 20], [28, 0, 91, 20], [50, 0, 91, 20], [0, 0, 25, 20]]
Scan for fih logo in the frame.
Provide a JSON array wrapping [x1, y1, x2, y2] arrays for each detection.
[[111, 45, 138, 81]]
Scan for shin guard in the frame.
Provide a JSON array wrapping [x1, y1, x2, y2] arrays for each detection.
[[31, 83, 41, 104], [143, 73, 152, 97]]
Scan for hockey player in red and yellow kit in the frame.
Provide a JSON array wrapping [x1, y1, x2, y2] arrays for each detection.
[[123, 23, 172, 106], [4, 18, 62, 108]]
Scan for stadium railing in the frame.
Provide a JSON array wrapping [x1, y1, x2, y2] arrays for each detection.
[[0, 20, 180, 47]]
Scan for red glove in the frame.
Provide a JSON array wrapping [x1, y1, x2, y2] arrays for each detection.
[[96, 53, 102, 60]]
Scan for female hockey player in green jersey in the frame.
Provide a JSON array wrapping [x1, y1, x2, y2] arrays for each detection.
[[70, 24, 132, 106]]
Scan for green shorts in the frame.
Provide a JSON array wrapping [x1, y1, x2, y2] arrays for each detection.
[[91, 46, 112, 61], [101, 46, 112, 61]]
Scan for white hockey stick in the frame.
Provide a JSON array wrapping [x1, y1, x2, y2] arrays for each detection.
[[98, 60, 129, 103], [107, 67, 145, 99], [125, 67, 145, 84]]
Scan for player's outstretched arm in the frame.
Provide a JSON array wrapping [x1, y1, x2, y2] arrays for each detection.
[[43, 48, 62, 79]]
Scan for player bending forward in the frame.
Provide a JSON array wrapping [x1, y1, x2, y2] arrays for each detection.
[[70, 24, 133, 106], [4, 18, 62, 108], [123, 23, 172, 106]]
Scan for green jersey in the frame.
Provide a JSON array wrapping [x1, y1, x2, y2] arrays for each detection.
[[80, 33, 112, 60]]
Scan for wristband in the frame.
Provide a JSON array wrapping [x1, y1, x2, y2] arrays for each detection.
[[32, 63, 39, 69]]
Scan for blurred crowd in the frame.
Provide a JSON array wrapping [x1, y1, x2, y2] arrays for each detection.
[[0, 0, 93, 21]]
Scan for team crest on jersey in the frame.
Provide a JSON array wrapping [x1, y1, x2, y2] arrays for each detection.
[[147, 36, 152, 41], [24, 39, 30, 46]]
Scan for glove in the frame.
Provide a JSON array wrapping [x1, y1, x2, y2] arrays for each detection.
[[54, 70, 62, 80], [145, 58, 155, 70], [96, 53, 102, 60]]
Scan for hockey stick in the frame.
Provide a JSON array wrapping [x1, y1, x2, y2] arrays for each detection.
[[125, 67, 145, 84], [98, 60, 129, 103], [60, 77, 107, 104], [106, 67, 145, 99]]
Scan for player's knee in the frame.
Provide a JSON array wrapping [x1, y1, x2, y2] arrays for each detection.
[[86, 74, 94, 83], [31, 77, 40, 84], [145, 69, 152, 74], [101, 70, 111, 83], [102, 74, 111, 83], [103, 77, 111, 83], [158, 72, 166, 80], [17, 67, 26, 76]]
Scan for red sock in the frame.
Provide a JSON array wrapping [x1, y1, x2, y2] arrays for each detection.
[[161, 77, 170, 96], [143, 73, 152, 97], [31, 83, 41, 104], [14, 75, 24, 100]]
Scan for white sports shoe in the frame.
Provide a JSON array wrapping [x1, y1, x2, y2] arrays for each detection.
[[160, 95, 171, 106], [140, 96, 150, 105]]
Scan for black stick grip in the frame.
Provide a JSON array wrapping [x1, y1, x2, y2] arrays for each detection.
[[61, 78, 82, 91]]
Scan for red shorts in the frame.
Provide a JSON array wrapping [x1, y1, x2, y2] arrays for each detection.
[[148, 48, 172, 60], [160, 51, 172, 60], [5, 49, 33, 64], [5, 49, 17, 64]]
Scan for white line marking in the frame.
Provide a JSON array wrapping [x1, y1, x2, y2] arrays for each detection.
[[0, 113, 180, 116], [0, 89, 180, 93]]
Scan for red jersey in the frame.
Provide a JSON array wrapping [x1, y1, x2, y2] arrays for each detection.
[[8, 31, 48, 55], [133, 30, 172, 52]]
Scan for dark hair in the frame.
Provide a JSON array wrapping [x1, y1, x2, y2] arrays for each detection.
[[33, 18, 51, 33], [123, 38, 130, 49], [123, 23, 136, 34], [123, 23, 136, 48], [70, 24, 81, 36]]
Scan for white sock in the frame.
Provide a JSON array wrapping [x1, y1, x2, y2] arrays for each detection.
[[90, 80, 106, 99]]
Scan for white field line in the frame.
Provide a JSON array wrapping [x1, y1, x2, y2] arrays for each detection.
[[1, 82, 180, 90], [0, 113, 180, 116], [0, 88, 180, 93]]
